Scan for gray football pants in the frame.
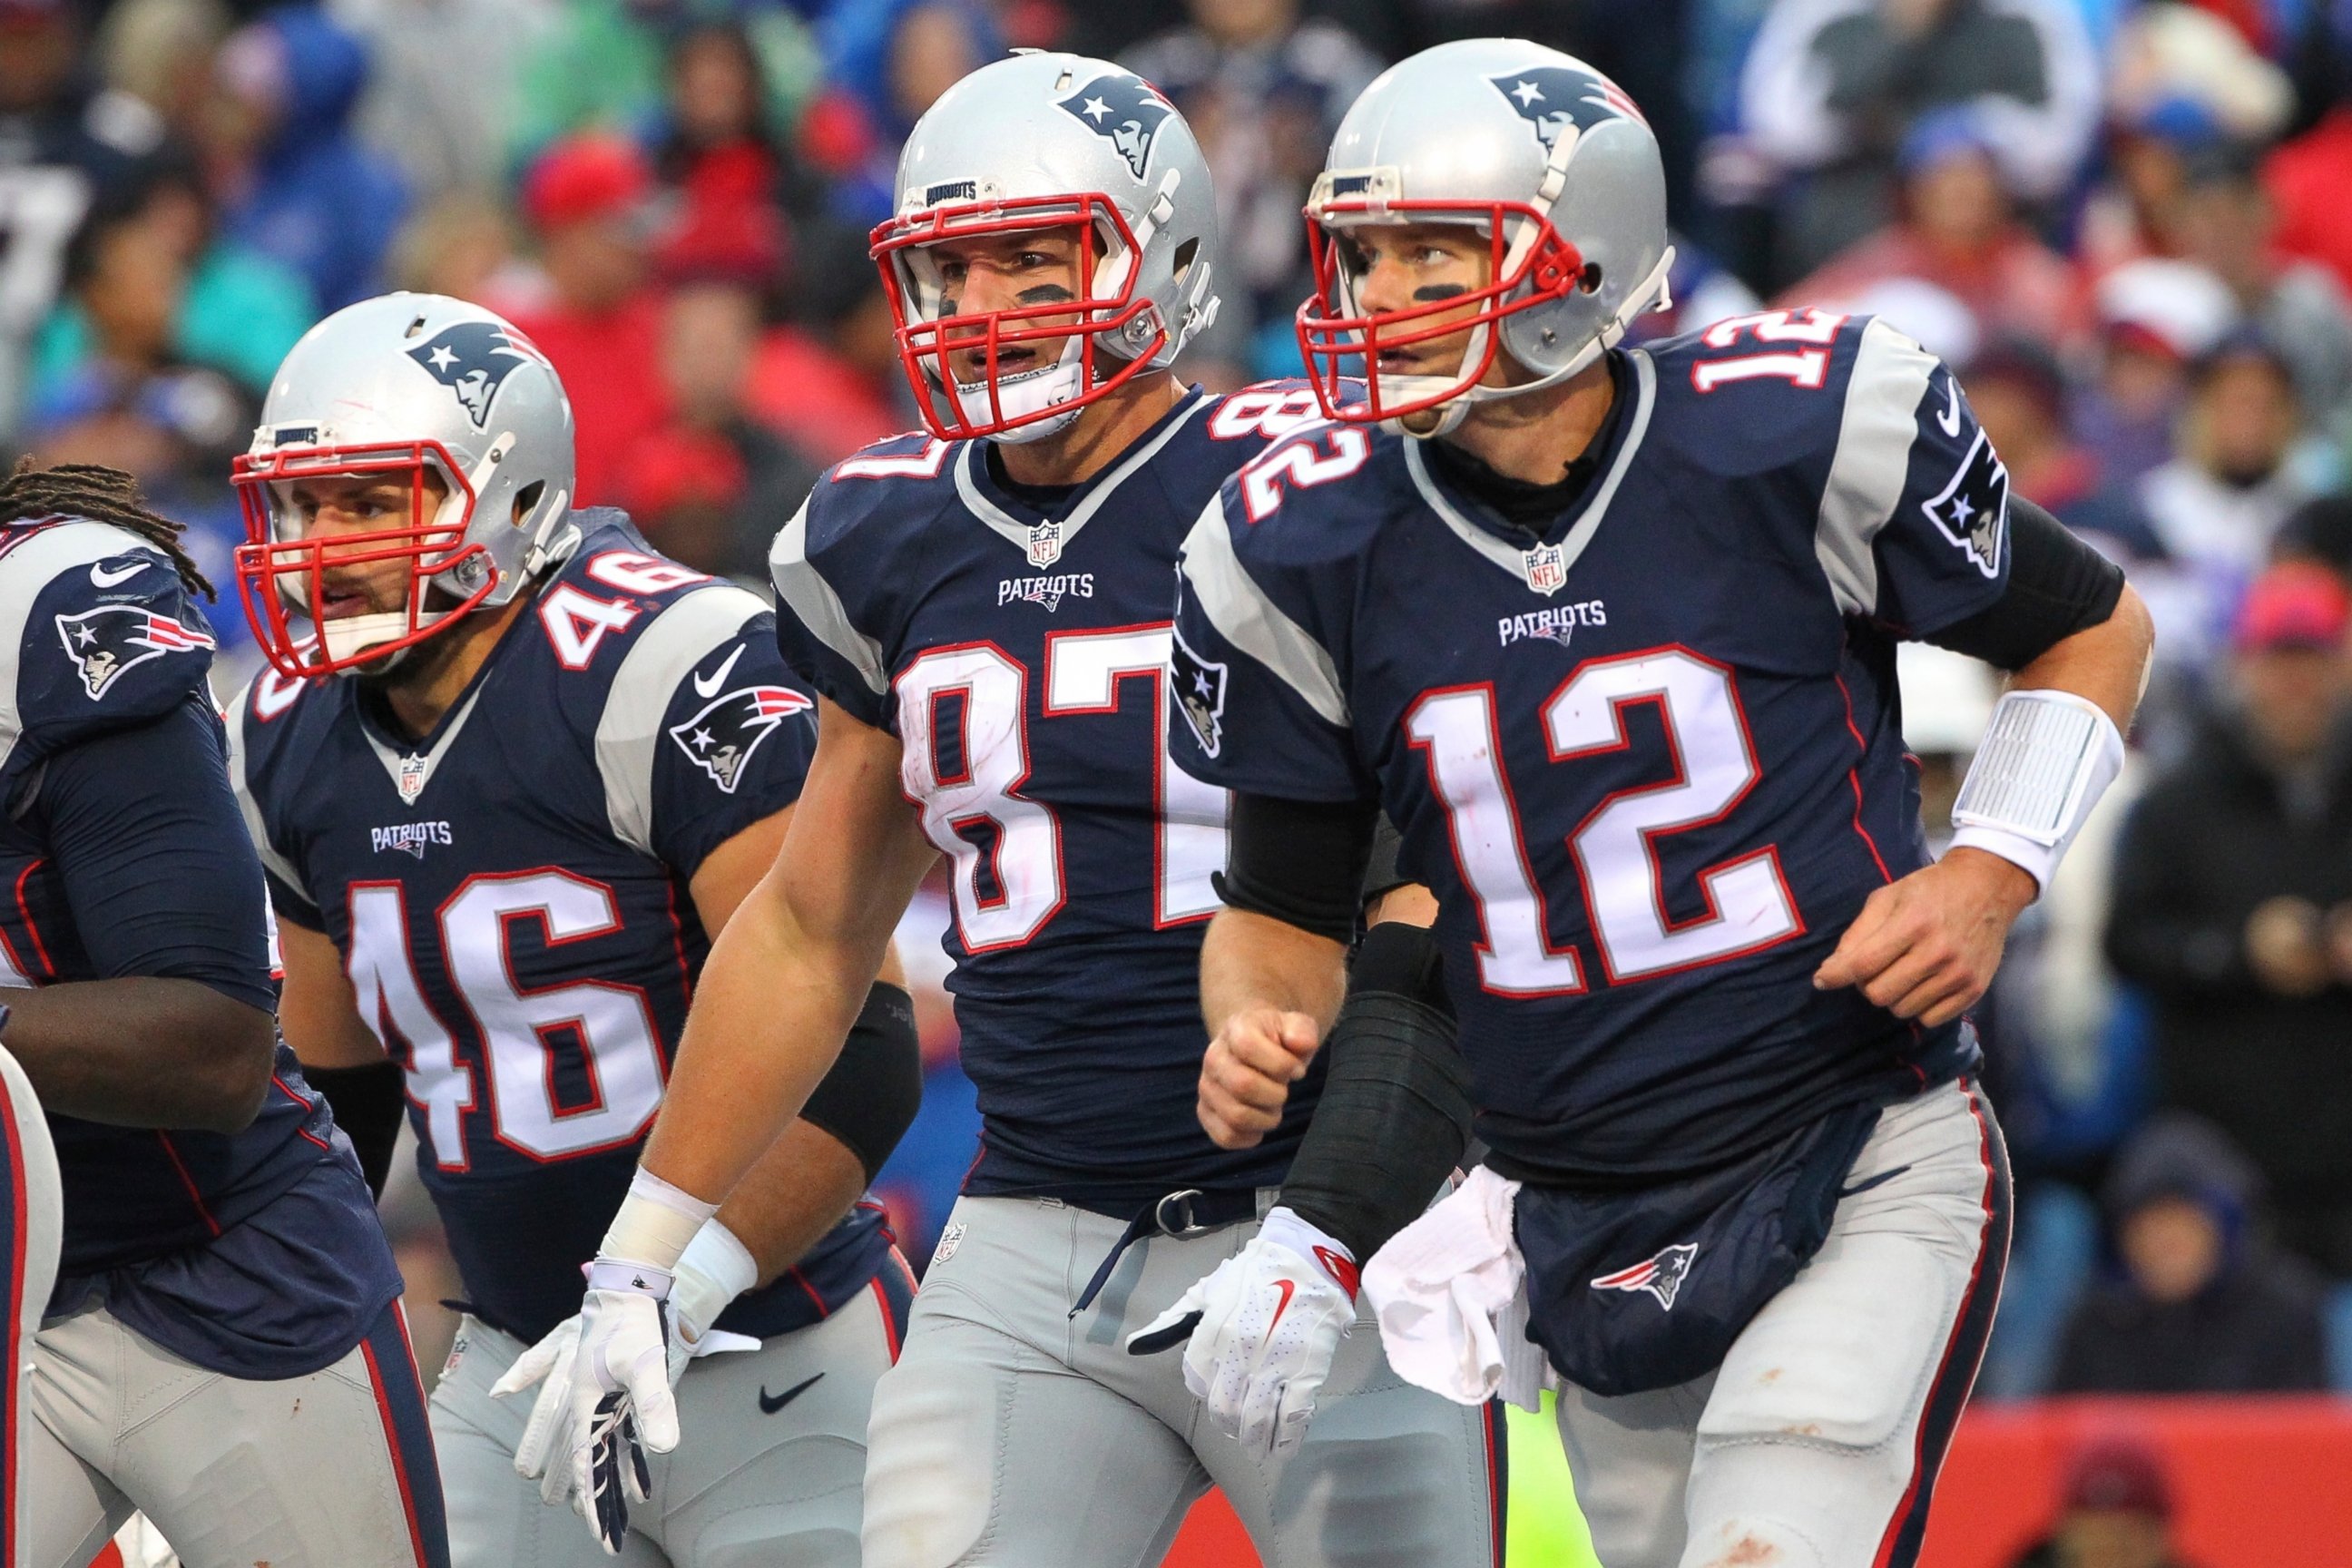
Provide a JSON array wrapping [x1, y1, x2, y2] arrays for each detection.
[[434, 1263, 909, 1568], [2, 1045, 61, 1568], [862, 1195, 1503, 1568], [24, 1297, 445, 1568], [1550, 1080, 2011, 1568]]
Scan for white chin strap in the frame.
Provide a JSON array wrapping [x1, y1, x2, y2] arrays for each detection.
[[1381, 246, 1677, 440], [956, 338, 1088, 445], [319, 609, 442, 670]]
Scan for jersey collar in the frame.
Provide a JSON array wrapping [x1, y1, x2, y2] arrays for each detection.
[[1403, 348, 1656, 592], [955, 387, 1211, 568]]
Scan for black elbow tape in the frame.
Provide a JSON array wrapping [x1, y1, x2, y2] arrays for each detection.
[[798, 981, 922, 1184], [307, 1060, 406, 1200], [1279, 991, 1475, 1261], [1347, 919, 1451, 1017], [1925, 496, 2125, 670], [1217, 794, 1379, 945]]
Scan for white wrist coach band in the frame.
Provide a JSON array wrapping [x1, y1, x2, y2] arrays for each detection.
[[596, 1167, 720, 1279], [1948, 687, 2126, 895]]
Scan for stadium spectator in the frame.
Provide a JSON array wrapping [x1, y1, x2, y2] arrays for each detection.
[[2005, 1436, 2201, 1568], [0, 0, 166, 436], [384, 187, 542, 314], [620, 279, 821, 581], [2077, 259, 2240, 495], [1779, 107, 2089, 355], [2105, 562, 2352, 1279], [328, 0, 552, 201], [30, 160, 312, 402], [1965, 337, 2164, 564], [505, 132, 670, 508], [2169, 143, 2352, 434], [2266, 98, 2352, 296], [801, 0, 1000, 230], [1737, 0, 2100, 286], [2049, 1113, 2329, 1393], [1124, 0, 1384, 376], [202, 5, 407, 312], [93, 0, 231, 151], [2138, 332, 2328, 622]]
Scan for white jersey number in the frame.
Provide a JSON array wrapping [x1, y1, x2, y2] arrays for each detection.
[[345, 873, 667, 1167], [897, 626, 1229, 950], [1405, 648, 1801, 994]]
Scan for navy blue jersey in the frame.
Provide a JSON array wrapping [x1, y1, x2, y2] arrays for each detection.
[[232, 513, 889, 1344], [0, 514, 400, 1377], [771, 383, 1344, 1208], [1172, 315, 2007, 1181]]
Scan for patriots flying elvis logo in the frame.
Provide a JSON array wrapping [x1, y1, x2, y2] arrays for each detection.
[[1590, 1241, 1699, 1310], [54, 606, 214, 700], [405, 321, 548, 430], [667, 684, 813, 794], [1057, 73, 1173, 181], [1488, 66, 1649, 155]]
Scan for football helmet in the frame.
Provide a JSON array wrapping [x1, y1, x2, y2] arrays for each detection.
[[1297, 39, 1673, 436], [231, 293, 578, 678], [872, 50, 1220, 444]]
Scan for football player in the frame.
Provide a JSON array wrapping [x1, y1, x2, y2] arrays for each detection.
[[0, 462, 445, 1568], [1, 1039, 60, 1568], [1157, 39, 2155, 1568], [224, 295, 922, 1566], [528, 53, 1505, 1568]]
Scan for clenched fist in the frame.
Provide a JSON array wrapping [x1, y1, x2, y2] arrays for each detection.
[[1198, 1007, 1320, 1149]]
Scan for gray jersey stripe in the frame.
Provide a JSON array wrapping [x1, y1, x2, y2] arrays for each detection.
[[1816, 318, 1940, 617], [769, 498, 888, 697], [1177, 498, 1349, 728], [0, 521, 173, 774], [596, 583, 769, 857], [222, 696, 308, 897]]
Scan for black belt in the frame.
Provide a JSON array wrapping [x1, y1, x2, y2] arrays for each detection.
[[1067, 1187, 1262, 1319]]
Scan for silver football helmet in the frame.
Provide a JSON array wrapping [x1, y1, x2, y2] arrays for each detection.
[[231, 293, 578, 677], [873, 50, 1220, 444], [1298, 39, 1673, 436]]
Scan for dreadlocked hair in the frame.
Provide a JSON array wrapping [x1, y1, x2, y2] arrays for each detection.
[[0, 458, 215, 600]]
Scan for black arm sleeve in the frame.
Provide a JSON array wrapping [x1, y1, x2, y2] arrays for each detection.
[[1278, 922, 1476, 1261], [30, 698, 275, 1013], [1923, 496, 2126, 671], [307, 1061, 406, 1199], [1215, 793, 1381, 946], [798, 981, 922, 1183]]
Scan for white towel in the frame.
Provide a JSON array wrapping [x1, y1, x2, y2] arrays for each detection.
[[1362, 1166, 1553, 1412]]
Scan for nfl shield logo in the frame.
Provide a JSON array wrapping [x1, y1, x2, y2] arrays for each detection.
[[1522, 543, 1567, 596], [397, 753, 429, 805], [1027, 520, 1063, 568]]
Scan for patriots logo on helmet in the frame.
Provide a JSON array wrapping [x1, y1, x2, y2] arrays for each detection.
[[54, 605, 215, 700], [1590, 1241, 1699, 1310], [1058, 73, 1174, 181], [1488, 66, 1649, 155], [667, 684, 814, 794], [405, 321, 547, 430], [1921, 427, 2010, 578]]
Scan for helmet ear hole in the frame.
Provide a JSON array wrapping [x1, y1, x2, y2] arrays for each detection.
[[1172, 238, 1200, 282], [1579, 262, 1603, 294], [512, 480, 545, 527]]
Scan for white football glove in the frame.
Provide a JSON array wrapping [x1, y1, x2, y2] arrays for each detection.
[[1125, 1207, 1358, 1461], [485, 1173, 731, 1553], [495, 1220, 761, 1515]]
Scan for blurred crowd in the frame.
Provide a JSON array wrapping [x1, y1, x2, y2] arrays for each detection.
[[7, 0, 2352, 1405]]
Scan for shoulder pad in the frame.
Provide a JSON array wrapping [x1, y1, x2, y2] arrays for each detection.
[[1637, 309, 1907, 476], [1213, 418, 1399, 564], [0, 519, 216, 774]]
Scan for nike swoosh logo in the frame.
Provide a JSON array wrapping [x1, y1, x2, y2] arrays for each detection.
[[90, 560, 150, 589], [758, 1372, 823, 1415], [1936, 373, 1963, 438], [1265, 1278, 1296, 1338], [693, 643, 746, 700]]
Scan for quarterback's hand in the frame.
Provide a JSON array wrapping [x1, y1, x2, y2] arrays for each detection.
[[1813, 848, 2035, 1026], [1199, 1008, 1319, 1149], [1125, 1209, 1357, 1461]]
